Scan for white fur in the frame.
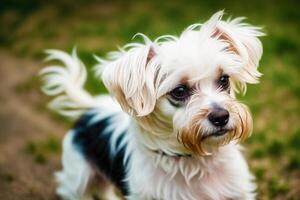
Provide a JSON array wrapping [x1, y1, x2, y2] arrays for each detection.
[[55, 131, 92, 200], [128, 142, 255, 200], [40, 48, 101, 118], [41, 11, 263, 200]]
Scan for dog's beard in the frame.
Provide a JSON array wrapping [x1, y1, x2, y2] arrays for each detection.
[[176, 99, 253, 156]]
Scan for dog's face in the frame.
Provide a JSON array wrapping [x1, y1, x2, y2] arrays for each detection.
[[100, 11, 264, 155]]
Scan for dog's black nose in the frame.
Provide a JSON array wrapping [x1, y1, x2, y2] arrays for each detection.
[[208, 108, 229, 127]]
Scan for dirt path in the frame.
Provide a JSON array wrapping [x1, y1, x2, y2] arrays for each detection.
[[0, 51, 67, 200]]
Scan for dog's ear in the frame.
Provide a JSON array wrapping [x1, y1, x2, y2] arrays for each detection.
[[210, 12, 264, 86], [101, 44, 159, 117]]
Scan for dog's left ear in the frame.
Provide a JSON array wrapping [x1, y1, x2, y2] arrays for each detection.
[[212, 13, 264, 84], [101, 44, 159, 117]]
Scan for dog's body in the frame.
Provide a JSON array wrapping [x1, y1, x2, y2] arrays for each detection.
[[41, 11, 263, 200], [56, 100, 255, 200]]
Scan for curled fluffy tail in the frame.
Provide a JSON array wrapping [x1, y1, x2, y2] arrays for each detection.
[[40, 49, 101, 118]]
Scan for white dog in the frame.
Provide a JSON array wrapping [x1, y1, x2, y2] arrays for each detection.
[[40, 11, 264, 200]]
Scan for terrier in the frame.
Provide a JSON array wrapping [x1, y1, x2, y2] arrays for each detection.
[[41, 11, 264, 200]]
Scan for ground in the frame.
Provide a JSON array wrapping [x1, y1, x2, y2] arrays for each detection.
[[0, 1, 299, 199]]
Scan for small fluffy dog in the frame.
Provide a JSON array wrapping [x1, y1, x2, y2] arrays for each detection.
[[41, 11, 264, 200]]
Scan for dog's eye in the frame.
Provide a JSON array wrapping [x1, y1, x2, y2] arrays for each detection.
[[169, 84, 190, 101], [218, 75, 230, 90]]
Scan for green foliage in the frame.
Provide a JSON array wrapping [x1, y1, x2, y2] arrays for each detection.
[[253, 167, 265, 180], [268, 177, 289, 198], [34, 153, 47, 164], [288, 130, 300, 150], [251, 147, 267, 159], [43, 136, 60, 153], [267, 139, 285, 156], [287, 154, 300, 171], [24, 135, 61, 164]]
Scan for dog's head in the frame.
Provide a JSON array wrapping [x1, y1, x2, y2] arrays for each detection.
[[100, 11, 264, 156]]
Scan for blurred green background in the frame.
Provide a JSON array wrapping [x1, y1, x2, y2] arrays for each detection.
[[0, 0, 299, 199]]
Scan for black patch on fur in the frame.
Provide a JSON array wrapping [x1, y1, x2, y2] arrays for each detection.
[[73, 110, 129, 196]]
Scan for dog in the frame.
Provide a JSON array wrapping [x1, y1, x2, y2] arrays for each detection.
[[40, 11, 264, 200]]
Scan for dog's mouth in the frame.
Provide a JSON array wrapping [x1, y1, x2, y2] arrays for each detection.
[[213, 128, 228, 136], [202, 128, 230, 140]]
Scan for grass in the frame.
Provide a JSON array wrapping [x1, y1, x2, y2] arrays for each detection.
[[1, 0, 300, 199], [24, 135, 61, 165]]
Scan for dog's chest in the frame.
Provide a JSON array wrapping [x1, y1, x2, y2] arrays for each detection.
[[128, 148, 252, 200]]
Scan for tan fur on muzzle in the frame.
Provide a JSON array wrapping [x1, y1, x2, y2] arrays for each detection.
[[178, 100, 253, 156]]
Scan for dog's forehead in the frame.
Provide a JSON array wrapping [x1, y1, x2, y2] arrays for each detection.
[[157, 31, 236, 82], [154, 30, 245, 97]]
